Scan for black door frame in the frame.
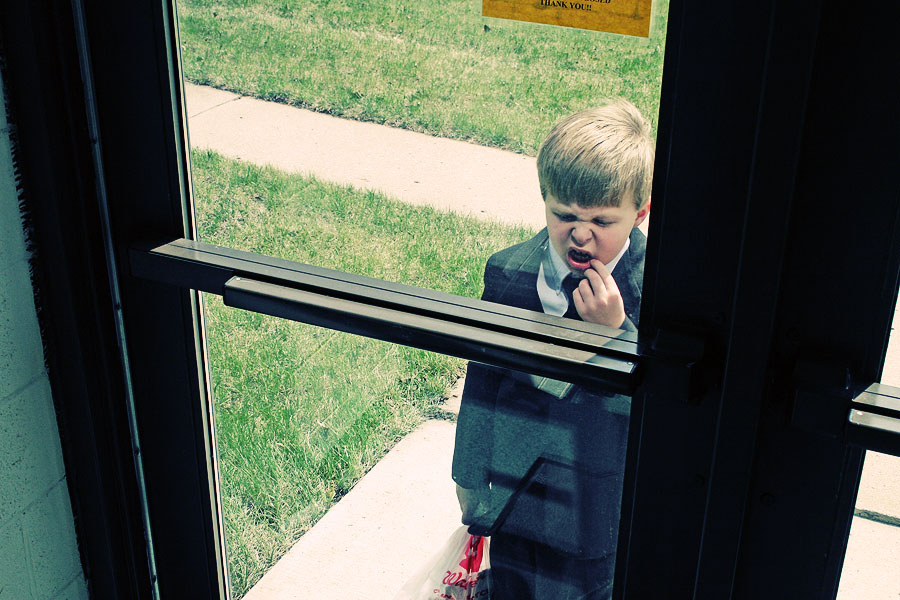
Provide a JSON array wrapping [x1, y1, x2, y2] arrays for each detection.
[[2, 0, 898, 597], [623, 0, 900, 597]]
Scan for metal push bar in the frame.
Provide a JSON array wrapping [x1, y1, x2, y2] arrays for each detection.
[[130, 238, 640, 393]]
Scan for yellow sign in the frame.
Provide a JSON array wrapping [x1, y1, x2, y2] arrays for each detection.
[[483, 0, 652, 37]]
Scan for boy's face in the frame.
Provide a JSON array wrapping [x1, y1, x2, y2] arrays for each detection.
[[544, 193, 650, 273]]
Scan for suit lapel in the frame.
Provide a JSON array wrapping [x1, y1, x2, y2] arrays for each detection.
[[494, 229, 576, 399], [494, 229, 547, 312], [613, 228, 646, 328]]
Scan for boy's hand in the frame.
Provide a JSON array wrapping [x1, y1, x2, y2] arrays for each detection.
[[572, 260, 626, 328]]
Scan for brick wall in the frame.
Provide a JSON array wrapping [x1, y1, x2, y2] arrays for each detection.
[[0, 74, 89, 599]]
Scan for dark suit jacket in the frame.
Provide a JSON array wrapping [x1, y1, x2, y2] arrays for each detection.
[[452, 227, 645, 558]]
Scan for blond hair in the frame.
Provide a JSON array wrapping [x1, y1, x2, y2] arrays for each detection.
[[537, 100, 654, 209]]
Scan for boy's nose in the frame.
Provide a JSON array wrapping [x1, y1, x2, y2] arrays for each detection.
[[570, 223, 592, 245]]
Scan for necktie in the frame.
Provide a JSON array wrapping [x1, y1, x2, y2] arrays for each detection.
[[561, 275, 583, 321]]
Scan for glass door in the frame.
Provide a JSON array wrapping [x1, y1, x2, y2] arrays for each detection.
[[171, 2, 668, 598], [8, 0, 894, 597]]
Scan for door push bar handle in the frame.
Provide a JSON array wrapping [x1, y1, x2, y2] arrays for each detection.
[[847, 383, 900, 457], [129, 238, 641, 389], [790, 359, 900, 457], [223, 276, 638, 393]]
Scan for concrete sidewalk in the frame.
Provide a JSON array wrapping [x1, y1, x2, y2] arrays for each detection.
[[183, 83, 900, 598], [185, 83, 546, 230], [242, 420, 461, 600]]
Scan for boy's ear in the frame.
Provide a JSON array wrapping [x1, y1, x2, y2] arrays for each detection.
[[634, 199, 651, 227]]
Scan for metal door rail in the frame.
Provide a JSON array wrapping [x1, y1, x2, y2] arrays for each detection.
[[130, 238, 640, 392], [848, 383, 900, 457]]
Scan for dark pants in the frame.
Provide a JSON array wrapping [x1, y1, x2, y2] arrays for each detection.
[[490, 533, 615, 600]]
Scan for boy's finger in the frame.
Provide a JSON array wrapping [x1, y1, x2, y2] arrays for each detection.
[[574, 287, 594, 312], [590, 260, 620, 292], [582, 267, 606, 295]]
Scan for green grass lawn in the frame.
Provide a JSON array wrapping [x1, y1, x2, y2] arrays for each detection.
[[193, 150, 535, 595], [178, 0, 668, 155]]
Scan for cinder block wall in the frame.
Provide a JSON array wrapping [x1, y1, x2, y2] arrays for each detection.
[[0, 74, 89, 598]]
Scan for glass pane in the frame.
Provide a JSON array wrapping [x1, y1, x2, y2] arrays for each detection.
[[176, 1, 669, 596], [838, 294, 900, 599], [454, 364, 630, 596]]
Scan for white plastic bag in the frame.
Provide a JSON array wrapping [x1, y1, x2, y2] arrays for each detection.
[[394, 526, 491, 600]]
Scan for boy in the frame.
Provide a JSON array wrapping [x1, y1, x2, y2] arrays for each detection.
[[451, 100, 653, 599]]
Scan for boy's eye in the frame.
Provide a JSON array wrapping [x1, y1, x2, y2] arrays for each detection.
[[556, 213, 576, 222], [593, 220, 613, 227]]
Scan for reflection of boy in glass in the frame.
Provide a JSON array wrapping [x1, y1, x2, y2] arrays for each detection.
[[452, 100, 653, 599]]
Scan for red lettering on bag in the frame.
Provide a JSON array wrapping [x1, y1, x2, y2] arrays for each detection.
[[443, 571, 465, 585], [458, 535, 484, 573]]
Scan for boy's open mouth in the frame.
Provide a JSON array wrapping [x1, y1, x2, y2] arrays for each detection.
[[567, 248, 593, 270]]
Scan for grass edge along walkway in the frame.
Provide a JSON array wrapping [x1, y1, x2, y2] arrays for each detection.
[[193, 149, 535, 596], [183, 82, 548, 230]]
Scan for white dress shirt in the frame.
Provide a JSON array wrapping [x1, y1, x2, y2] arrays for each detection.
[[536, 237, 631, 316]]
